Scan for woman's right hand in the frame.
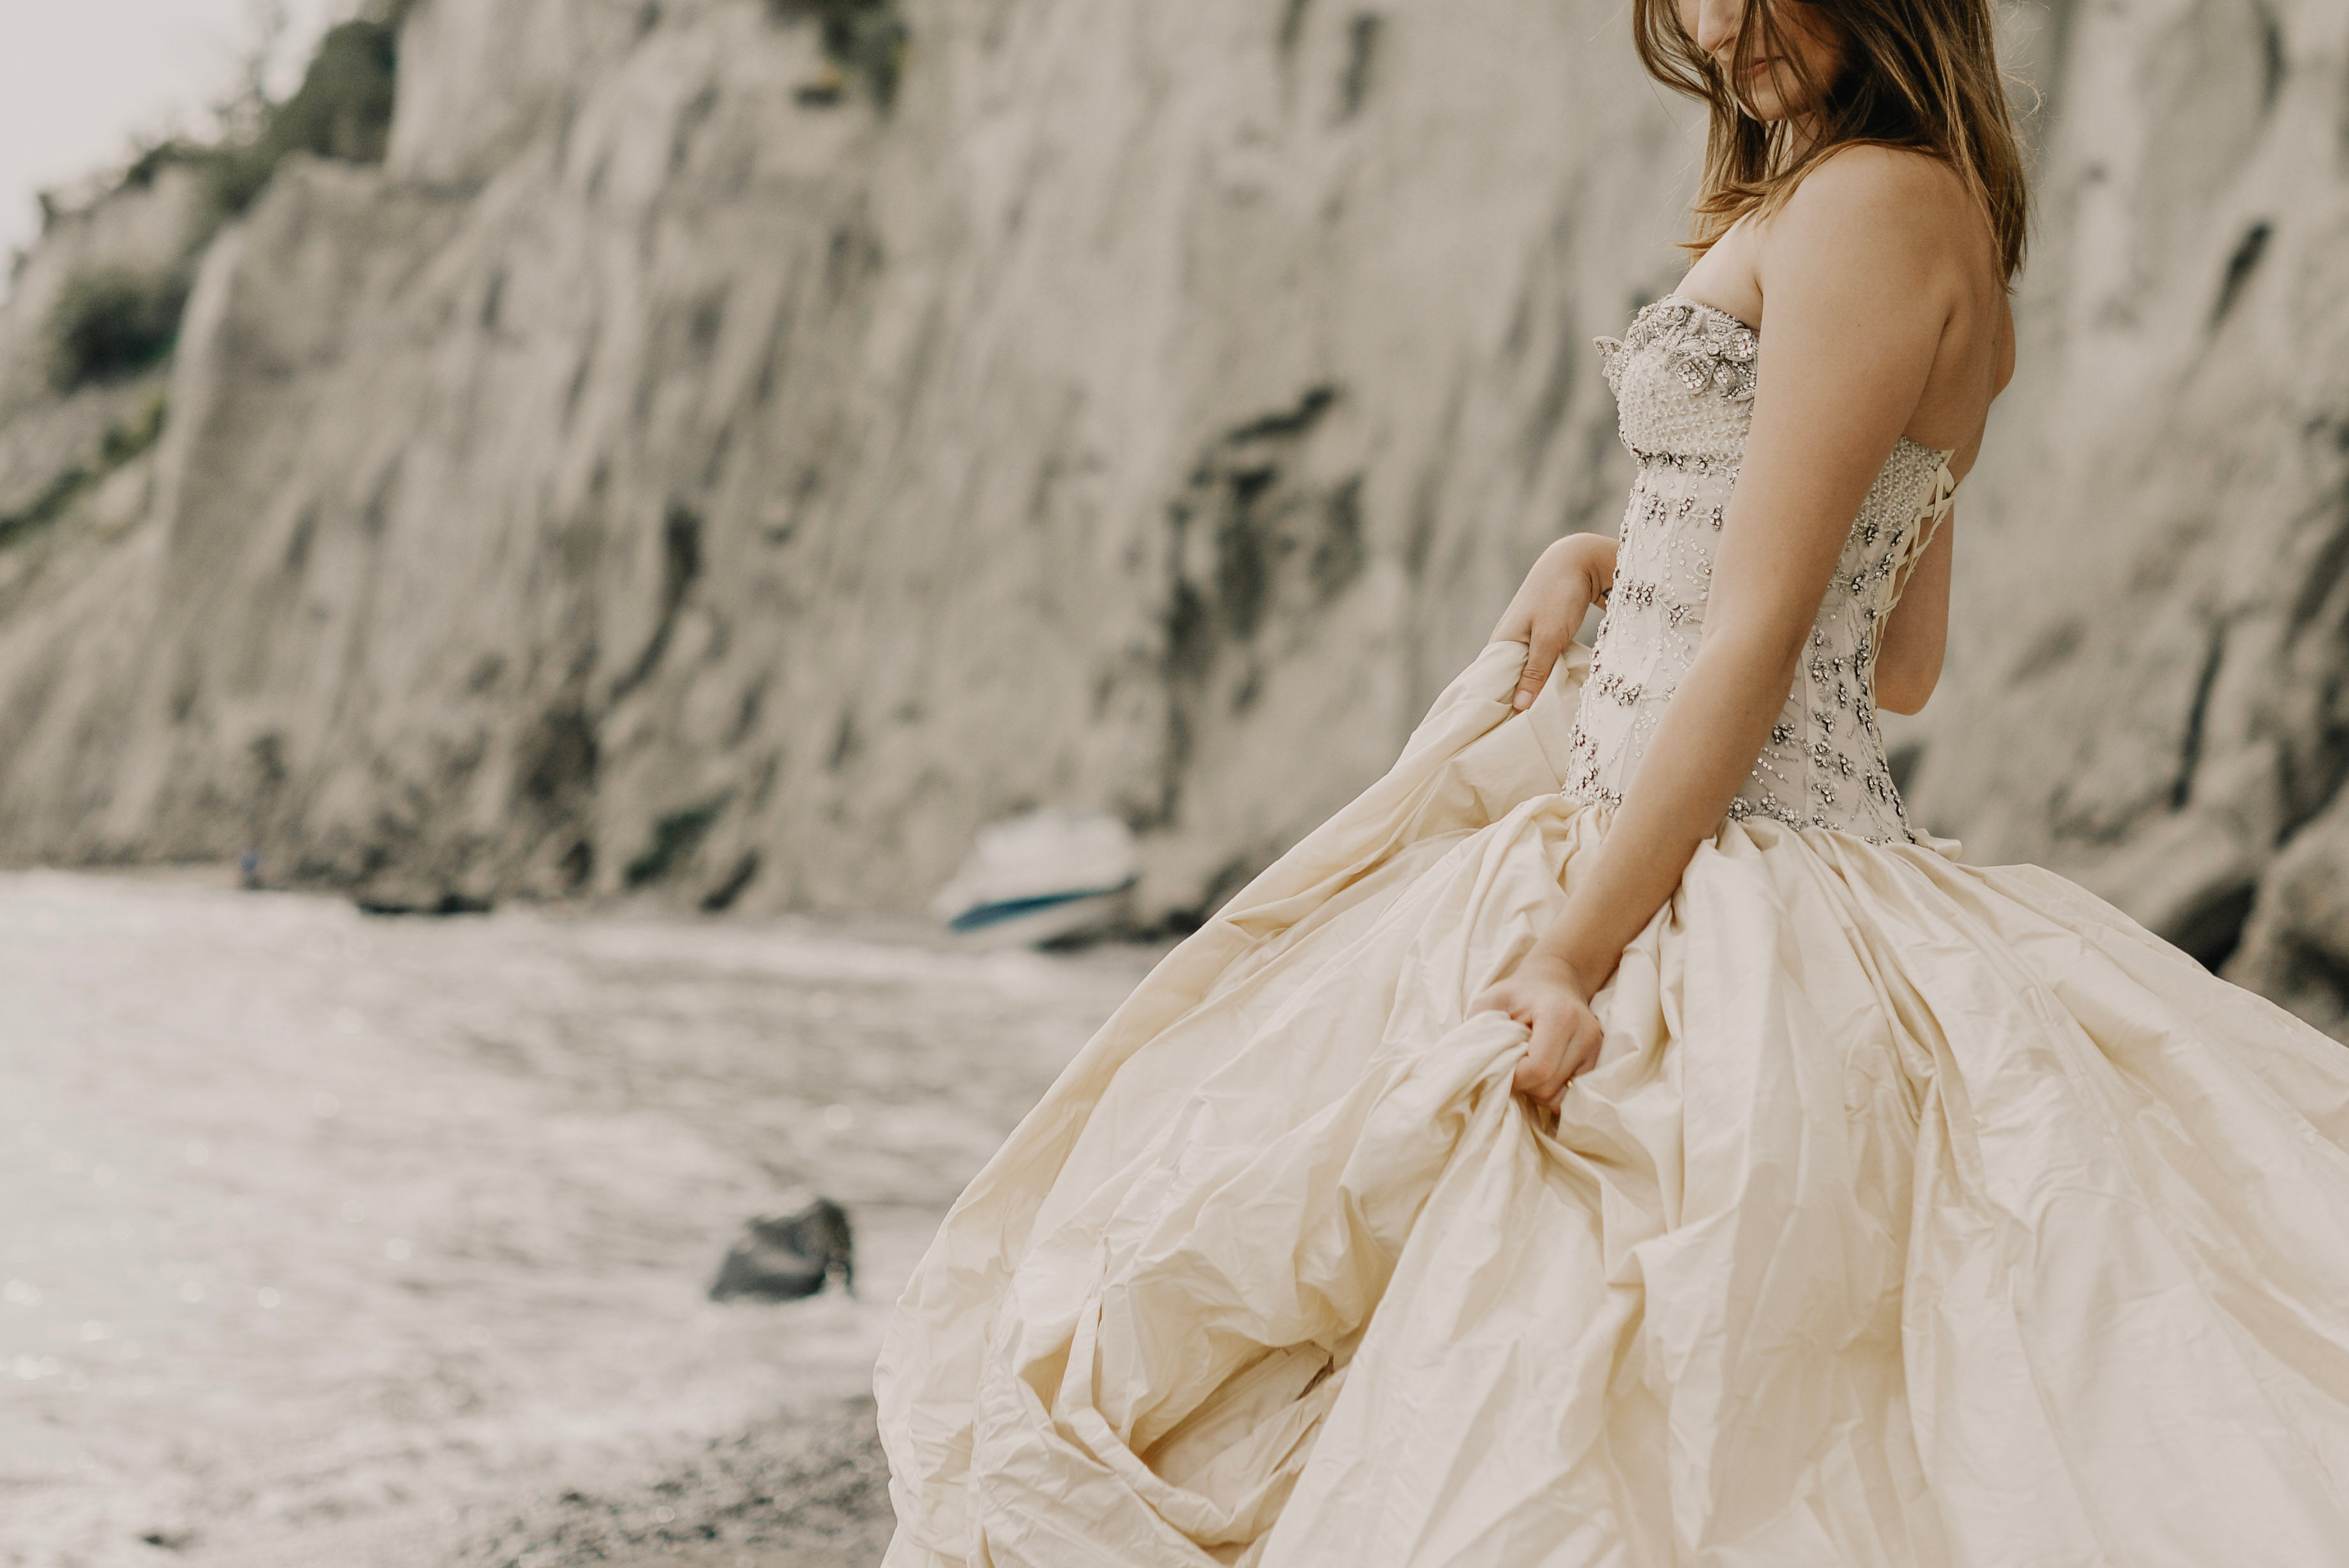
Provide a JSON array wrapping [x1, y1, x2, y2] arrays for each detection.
[[1471, 951, 1607, 1108], [1490, 533, 1616, 712]]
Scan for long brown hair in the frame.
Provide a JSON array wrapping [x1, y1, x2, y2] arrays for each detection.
[[1634, 0, 2028, 283]]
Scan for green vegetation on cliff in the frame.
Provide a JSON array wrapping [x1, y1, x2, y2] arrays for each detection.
[[47, 20, 404, 392], [196, 20, 402, 218], [44, 269, 188, 391], [0, 393, 168, 548]]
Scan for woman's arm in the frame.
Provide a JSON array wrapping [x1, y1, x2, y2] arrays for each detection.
[[1490, 534, 1618, 711], [1477, 149, 1973, 1104]]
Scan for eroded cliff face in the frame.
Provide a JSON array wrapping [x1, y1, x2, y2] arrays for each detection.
[[1901, 0, 2349, 1022], [11, 0, 2349, 1032], [0, 0, 1700, 919]]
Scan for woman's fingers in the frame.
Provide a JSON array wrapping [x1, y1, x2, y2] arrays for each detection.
[[1512, 1004, 1573, 1099], [1564, 1013, 1603, 1085], [1511, 624, 1569, 712], [1484, 967, 1604, 1105], [1511, 1051, 1554, 1100], [1510, 1000, 1602, 1106], [1495, 538, 1606, 711], [1507, 1000, 1551, 1095]]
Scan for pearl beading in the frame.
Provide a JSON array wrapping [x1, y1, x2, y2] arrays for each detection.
[[1570, 295, 1958, 843]]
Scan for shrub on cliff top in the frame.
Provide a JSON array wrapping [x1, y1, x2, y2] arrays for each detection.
[[116, 19, 400, 222], [50, 20, 404, 393], [45, 268, 190, 391], [207, 20, 402, 217], [271, 21, 401, 165]]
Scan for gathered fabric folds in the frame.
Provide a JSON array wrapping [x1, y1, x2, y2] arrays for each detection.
[[874, 640, 2349, 1567]]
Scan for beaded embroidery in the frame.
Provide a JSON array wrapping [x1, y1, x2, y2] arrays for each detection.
[[1596, 297, 1760, 404], [1564, 294, 1958, 845]]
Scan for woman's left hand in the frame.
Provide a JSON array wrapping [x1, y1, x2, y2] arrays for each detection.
[[1471, 952, 1605, 1108], [1490, 534, 1615, 714]]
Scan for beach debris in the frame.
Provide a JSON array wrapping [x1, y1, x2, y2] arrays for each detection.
[[709, 1195, 854, 1302], [930, 809, 1138, 948]]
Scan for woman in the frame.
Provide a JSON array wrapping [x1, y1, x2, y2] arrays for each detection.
[[877, 0, 2349, 1561]]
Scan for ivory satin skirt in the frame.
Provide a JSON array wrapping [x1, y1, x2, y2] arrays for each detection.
[[874, 641, 2349, 1567]]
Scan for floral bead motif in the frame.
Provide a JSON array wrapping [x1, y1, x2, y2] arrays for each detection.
[[1596, 296, 1759, 404], [1563, 293, 1960, 847]]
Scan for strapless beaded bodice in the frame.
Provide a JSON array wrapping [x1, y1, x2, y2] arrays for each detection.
[[1562, 295, 1956, 843]]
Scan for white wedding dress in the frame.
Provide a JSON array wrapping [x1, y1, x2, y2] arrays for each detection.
[[873, 296, 2349, 1566]]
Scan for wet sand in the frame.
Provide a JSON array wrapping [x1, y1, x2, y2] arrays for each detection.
[[206, 1398, 893, 1567], [1, 870, 1152, 1567]]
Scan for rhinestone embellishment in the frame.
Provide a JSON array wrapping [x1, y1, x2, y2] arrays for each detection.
[[1562, 294, 1960, 845]]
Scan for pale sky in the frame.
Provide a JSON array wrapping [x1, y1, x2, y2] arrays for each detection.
[[0, 0, 351, 266]]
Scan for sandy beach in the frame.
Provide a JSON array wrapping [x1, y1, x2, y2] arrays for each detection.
[[1, 869, 1151, 1567]]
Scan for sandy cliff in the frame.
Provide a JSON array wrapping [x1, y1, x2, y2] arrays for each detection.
[[8, 0, 2349, 1030], [1902, 0, 2349, 1021], [0, 0, 1698, 920]]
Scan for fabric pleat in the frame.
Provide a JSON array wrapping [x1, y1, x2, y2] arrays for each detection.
[[875, 640, 2349, 1567]]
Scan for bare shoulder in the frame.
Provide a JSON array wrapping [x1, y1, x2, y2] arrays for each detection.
[[1795, 143, 1972, 211], [1756, 146, 1985, 312]]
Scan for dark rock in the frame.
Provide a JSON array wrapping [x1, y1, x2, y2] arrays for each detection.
[[709, 1196, 854, 1302], [354, 891, 496, 917]]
